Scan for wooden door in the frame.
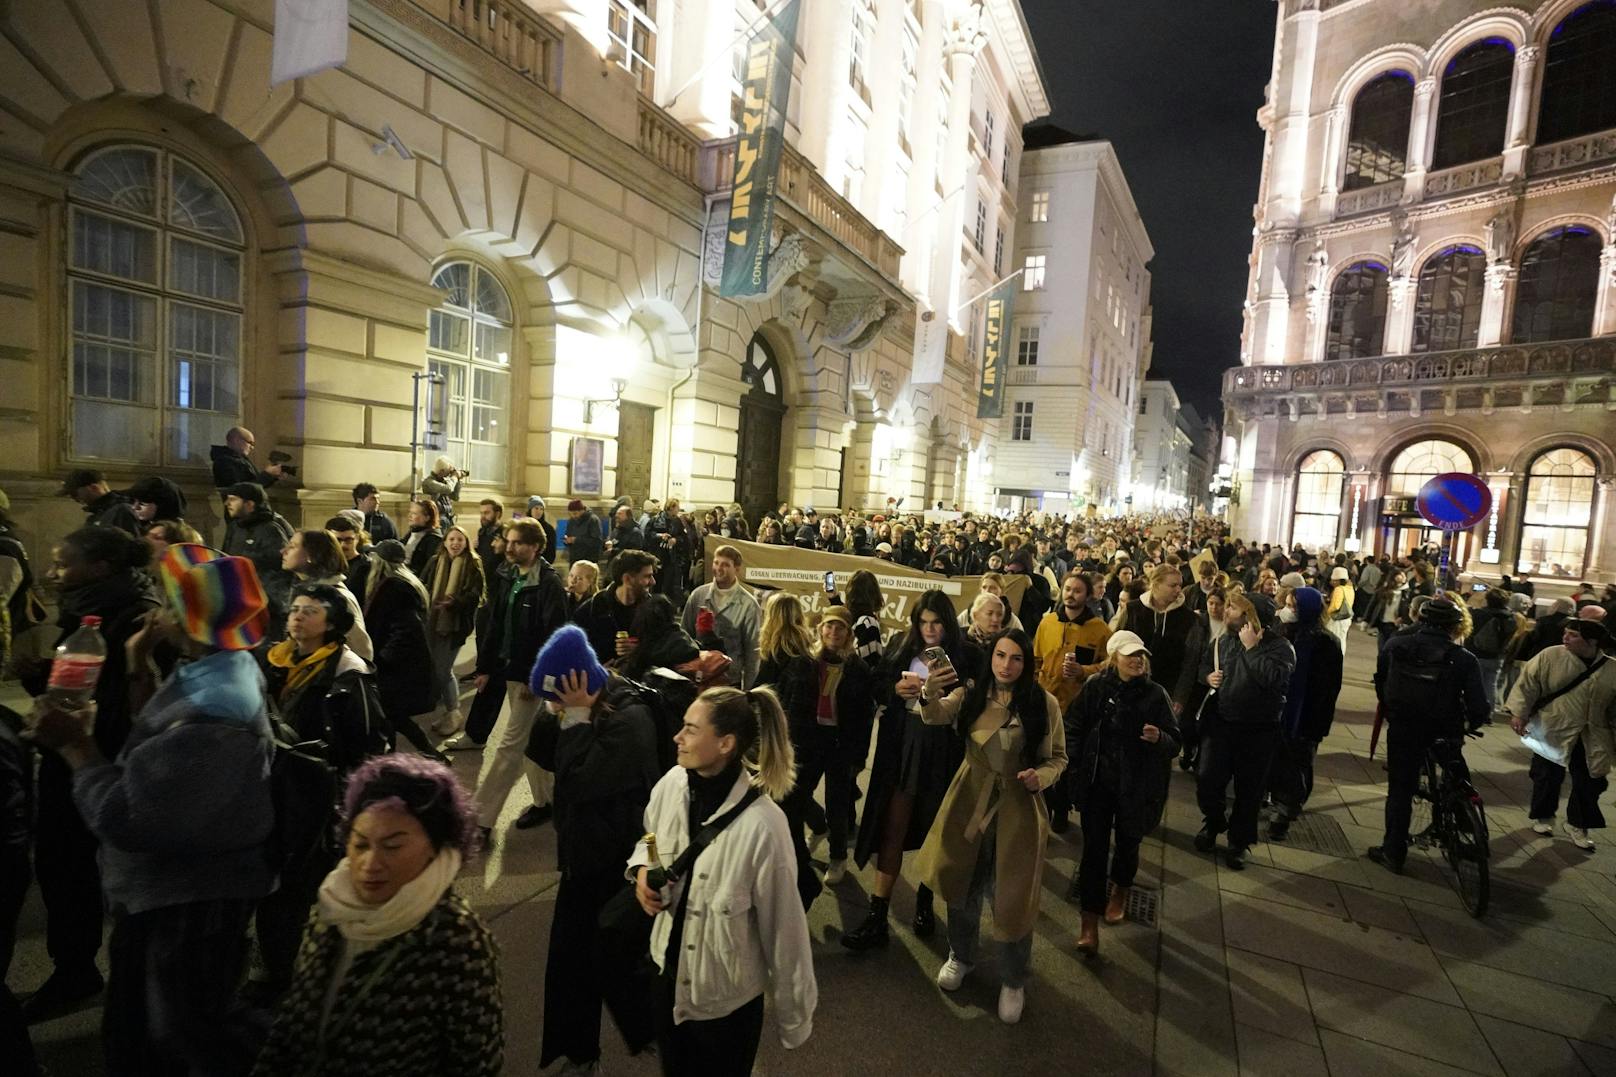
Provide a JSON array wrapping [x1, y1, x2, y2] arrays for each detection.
[[616, 401, 655, 506], [736, 392, 784, 523]]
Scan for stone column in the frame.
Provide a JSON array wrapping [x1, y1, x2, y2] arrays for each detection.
[[1403, 77, 1437, 202], [661, 0, 737, 136], [1502, 45, 1541, 178], [526, 0, 610, 56], [862, 0, 905, 231], [1479, 262, 1516, 346], [1596, 242, 1616, 336], [932, 4, 986, 331], [901, 3, 946, 299], [1385, 274, 1418, 354], [1262, 0, 1321, 228], [796, 0, 855, 181], [1316, 104, 1345, 216]]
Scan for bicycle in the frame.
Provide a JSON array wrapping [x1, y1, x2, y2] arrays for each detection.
[[1408, 731, 1490, 917]]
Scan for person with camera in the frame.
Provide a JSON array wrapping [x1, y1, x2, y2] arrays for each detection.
[[1501, 617, 1616, 852], [1367, 596, 1490, 873], [628, 685, 815, 1073], [210, 426, 283, 493], [421, 454, 466, 530], [915, 628, 1066, 1024]]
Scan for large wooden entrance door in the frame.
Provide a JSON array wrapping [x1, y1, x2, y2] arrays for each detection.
[[617, 401, 655, 506], [736, 333, 785, 522]]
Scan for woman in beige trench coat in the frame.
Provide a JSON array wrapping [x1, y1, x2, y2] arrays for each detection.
[[911, 627, 1066, 1025]]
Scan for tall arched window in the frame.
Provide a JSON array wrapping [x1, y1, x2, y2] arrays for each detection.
[[1292, 450, 1346, 551], [1538, 2, 1616, 145], [1411, 245, 1486, 352], [68, 145, 244, 465], [1511, 227, 1601, 343], [1385, 439, 1476, 497], [1430, 39, 1515, 169], [1344, 72, 1415, 190], [1324, 261, 1389, 360], [1517, 447, 1597, 577], [427, 262, 513, 484]]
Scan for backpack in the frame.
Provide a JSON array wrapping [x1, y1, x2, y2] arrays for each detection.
[[263, 712, 340, 877], [1466, 609, 1512, 659], [631, 668, 701, 773], [1383, 637, 1462, 727]]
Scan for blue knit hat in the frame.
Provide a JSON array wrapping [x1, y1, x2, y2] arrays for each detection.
[[529, 624, 609, 701], [1292, 585, 1325, 627]]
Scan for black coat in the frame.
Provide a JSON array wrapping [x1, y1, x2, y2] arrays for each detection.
[[1281, 625, 1344, 742], [364, 578, 435, 720], [406, 528, 443, 577], [263, 649, 388, 775], [571, 587, 643, 668], [1120, 596, 1200, 704], [1063, 669, 1179, 839], [565, 512, 605, 564], [775, 652, 877, 764], [1214, 632, 1297, 726], [478, 560, 567, 683], [209, 444, 277, 491], [83, 490, 141, 535]]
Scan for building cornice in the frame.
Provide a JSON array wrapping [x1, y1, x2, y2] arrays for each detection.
[[985, 0, 1051, 122]]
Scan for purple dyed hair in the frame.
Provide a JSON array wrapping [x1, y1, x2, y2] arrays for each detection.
[[339, 754, 481, 861]]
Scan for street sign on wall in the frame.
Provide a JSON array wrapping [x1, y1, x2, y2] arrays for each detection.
[[1416, 472, 1492, 531]]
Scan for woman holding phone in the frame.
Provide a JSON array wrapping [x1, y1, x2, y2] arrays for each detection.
[[915, 629, 1066, 1024]]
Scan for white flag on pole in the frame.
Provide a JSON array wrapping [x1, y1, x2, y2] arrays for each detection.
[[271, 0, 349, 86]]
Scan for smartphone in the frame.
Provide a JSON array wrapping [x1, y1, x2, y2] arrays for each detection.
[[823, 571, 835, 592], [922, 646, 955, 678], [1470, 582, 1488, 593]]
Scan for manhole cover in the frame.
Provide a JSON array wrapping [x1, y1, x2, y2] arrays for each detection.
[[1274, 813, 1356, 859], [1106, 883, 1159, 926]]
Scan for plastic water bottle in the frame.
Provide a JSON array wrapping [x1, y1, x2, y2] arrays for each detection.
[[46, 615, 106, 708]]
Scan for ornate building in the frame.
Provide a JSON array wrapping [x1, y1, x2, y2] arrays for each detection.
[[1225, 0, 1616, 587], [0, 0, 1046, 551]]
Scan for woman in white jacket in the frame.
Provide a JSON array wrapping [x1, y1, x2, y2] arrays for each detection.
[[629, 685, 817, 1073]]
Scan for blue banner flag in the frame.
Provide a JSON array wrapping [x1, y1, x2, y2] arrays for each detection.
[[720, 0, 801, 297]]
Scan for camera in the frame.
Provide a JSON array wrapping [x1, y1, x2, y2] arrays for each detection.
[[268, 450, 298, 477]]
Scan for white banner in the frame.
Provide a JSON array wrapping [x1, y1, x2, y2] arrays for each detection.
[[272, 0, 349, 86], [911, 309, 948, 384]]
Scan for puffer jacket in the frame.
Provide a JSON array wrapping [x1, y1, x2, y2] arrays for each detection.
[[1215, 632, 1296, 726], [1062, 668, 1179, 839]]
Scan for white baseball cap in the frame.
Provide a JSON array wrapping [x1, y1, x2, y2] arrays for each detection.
[[1107, 630, 1151, 658]]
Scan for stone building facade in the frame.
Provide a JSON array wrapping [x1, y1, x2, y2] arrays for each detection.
[[1225, 0, 1616, 587], [0, 0, 1047, 555]]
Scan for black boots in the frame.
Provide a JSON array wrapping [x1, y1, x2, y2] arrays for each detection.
[[913, 885, 936, 937], [842, 895, 890, 951]]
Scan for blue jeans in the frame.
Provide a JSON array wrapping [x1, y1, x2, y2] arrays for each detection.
[[1476, 657, 1501, 710], [945, 827, 1033, 988]]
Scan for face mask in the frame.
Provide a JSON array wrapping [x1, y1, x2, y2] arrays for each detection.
[[1277, 608, 1298, 623]]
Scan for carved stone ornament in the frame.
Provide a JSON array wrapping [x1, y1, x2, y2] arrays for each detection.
[[827, 294, 897, 351], [1485, 205, 1516, 265], [763, 232, 811, 300], [1390, 211, 1417, 280], [946, 1, 989, 56]]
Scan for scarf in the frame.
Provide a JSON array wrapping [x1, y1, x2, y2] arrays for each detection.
[[266, 639, 341, 703], [428, 552, 467, 636], [316, 848, 463, 942]]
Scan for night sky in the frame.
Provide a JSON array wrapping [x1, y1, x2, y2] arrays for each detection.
[[1019, 1, 1276, 419]]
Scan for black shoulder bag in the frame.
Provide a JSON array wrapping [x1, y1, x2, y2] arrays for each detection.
[[597, 786, 763, 968]]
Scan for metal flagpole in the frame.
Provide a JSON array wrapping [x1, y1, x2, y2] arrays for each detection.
[[662, 0, 799, 109], [952, 269, 1025, 317]]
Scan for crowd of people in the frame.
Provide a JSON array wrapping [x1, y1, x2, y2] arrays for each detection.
[[1, 438, 1614, 1075]]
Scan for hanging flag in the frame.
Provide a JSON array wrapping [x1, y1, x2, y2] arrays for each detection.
[[720, 0, 801, 297], [912, 309, 948, 384], [271, 0, 349, 86], [975, 277, 1018, 418]]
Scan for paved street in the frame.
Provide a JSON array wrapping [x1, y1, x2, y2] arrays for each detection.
[[12, 633, 1616, 1075]]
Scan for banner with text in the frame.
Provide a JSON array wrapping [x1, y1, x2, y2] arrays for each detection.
[[975, 277, 1017, 418], [706, 535, 1028, 647], [720, 0, 801, 297]]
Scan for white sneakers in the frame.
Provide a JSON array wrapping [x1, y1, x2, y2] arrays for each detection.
[[824, 859, 847, 885], [1531, 818, 1555, 835], [997, 985, 1025, 1024], [936, 956, 973, 992], [1564, 822, 1596, 851]]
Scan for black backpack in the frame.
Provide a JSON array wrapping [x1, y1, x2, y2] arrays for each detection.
[[1383, 636, 1462, 726], [263, 712, 340, 876], [628, 668, 701, 773], [1466, 609, 1512, 659]]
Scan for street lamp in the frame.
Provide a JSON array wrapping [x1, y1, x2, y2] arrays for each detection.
[[583, 331, 637, 423]]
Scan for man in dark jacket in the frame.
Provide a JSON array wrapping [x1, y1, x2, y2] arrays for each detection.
[[604, 505, 645, 567], [1368, 597, 1489, 873], [351, 482, 398, 543], [473, 519, 567, 834], [1268, 587, 1343, 840], [475, 498, 505, 581], [59, 469, 140, 535], [221, 483, 293, 622], [572, 550, 658, 667], [562, 499, 605, 564], [1518, 597, 1575, 664], [1194, 593, 1296, 869], [209, 426, 282, 491]]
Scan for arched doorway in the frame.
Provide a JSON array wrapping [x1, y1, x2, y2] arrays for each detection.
[[736, 332, 785, 523], [1379, 438, 1477, 559]]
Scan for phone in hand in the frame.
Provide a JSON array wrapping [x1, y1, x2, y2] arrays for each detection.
[[823, 571, 836, 593], [921, 647, 956, 680]]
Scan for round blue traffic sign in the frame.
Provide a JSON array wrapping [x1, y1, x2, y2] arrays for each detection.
[[1416, 472, 1492, 531]]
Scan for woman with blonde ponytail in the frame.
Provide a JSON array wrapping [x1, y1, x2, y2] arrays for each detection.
[[627, 685, 816, 1073]]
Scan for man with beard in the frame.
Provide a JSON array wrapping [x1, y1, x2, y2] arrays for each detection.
[[1034, 571, 1114, 833], [562, 499, 605, 565], [59, 470, 140, 536], [572, 549, 658, 667]]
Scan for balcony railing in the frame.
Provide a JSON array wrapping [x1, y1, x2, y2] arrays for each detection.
[[1335, 178, 1401, 218], [1424, 157, 1503, 199], [1528, 129, 1616, 176], [413, 0, 561, 91], [1224, 338, 1616, 398], [637, 96, 701, 185]]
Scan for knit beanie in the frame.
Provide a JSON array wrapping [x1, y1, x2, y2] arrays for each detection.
[[1248, 593, 1279, 633], [1291, 586, 1324, 627], [337, 508, 366, 530], [529, 623, 609, 701], [155, 543, 269, 650]]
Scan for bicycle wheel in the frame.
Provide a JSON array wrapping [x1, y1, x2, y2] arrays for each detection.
[[1445, 793, 1490, 918], [1408, 756, 1437, 847]]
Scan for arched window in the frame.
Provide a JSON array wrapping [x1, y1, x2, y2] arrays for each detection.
[[67, 145, 244, 464], [1324, 261, 1389, 360], [1384, 439, 1476, 497], [1292, 450, 1346, 551], [1511, 227, 1601, 343], [1430, 39, 1515, 169], [1538, 2, 1616, 145], [1517, 447, 1597, 577], [1343, 72, 1415, 190], [1411, 245, 1486, 352], [427, 262, 513, 484]]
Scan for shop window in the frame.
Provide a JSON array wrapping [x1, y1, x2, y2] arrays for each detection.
[[1384, 439, 1475, 498], [1292, 450, 1345, 550], [1517, 447, 1597, 577]]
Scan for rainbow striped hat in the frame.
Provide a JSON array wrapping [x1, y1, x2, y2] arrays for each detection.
[[155, 543, 269, 651]]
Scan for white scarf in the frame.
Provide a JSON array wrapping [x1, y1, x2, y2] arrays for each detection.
[[316, 849, 462, 942]]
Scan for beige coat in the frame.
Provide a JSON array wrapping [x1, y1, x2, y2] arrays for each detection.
[[914, 685, 1067, 941], [1504, 646, 1616, 776]]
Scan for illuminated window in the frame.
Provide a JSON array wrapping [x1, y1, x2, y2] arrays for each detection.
[[1538, 2, 1616, 145], [973, 201, 986, 252], [607, 0, 656, 96], [1512, 227, 1601, 343], [1030, 190, 1049, 222], [428, 262, 513, 484], [1384, 439, 1475, 498], [1023, 253, 1046, 290], [983, 111, 996, 160], [68, 145, 244, 465], [1517, 447, 1597, 577], [1324, 261, 1389, 360], [1343, 72, 1414, 190], [1011, 400, 1033, 441], [1016, 325, 1039, 366], [849, 0, 874, 103], [994, 225, 1005, 274], [1431, 39, 1514, 169], [1411, 245, 1486, 352], [1291, 450, 1345, 550]]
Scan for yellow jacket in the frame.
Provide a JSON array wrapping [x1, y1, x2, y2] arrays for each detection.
[[1033, 608, 1113, 710]]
